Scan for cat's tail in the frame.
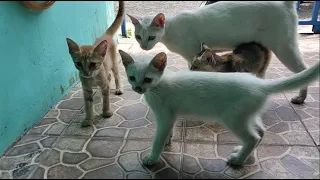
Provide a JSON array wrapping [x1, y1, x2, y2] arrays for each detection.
[[283, 1, 296, 8], [264, 61, 319, 94], [106, 1, 125, 36]]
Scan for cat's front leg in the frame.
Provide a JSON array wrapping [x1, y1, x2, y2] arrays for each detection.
[[81, 80, 94, 127], [100, 83, 113, 118], [143, 114, 175, 166]]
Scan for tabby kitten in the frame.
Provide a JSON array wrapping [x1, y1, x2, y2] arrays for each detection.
[[191, 42, 271, 78], [66, 1, 124, 127]]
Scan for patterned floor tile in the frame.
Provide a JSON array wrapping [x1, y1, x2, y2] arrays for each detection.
[[1, 33, 319, 179]]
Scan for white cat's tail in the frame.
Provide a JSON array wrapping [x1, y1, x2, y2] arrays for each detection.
[[264, 61, 319, 94], [283, 1, 296, 8]]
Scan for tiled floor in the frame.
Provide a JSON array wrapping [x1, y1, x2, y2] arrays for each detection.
[[1, 33, 319, 179]]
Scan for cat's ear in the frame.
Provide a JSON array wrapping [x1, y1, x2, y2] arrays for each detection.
[[66, 38, 80, 54], [127, 14, 140, 25], [151, 52, 167, 71], [119, 50, 134, 68], [151, 13, 165, 28], [93, 40, 108, 57], [201, 42, 210, 51]]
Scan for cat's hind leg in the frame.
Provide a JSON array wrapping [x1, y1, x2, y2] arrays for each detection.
[[165, 129, 173, 146], [253, 116, 265, 148], [271, 40, 308, 104], [225, 118, 261, 166], [110, 46, 123, 95]]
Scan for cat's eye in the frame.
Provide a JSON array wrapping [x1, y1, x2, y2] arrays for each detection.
[[75, 62, 82, 67], [148, 36, 156, 41], [197, 50, 205, 57], [144, 78, 152, 83], [135, 35, 141, 40], [89, 62, 97, 69], [129, 76, 136, 81]]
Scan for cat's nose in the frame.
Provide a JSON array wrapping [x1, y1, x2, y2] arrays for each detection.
[[135, 87, 142, 92], [141, 45, 147, 50]]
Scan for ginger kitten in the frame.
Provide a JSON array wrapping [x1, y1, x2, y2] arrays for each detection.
[[191, 42, 271, 78], [66, 1, 124, 127]]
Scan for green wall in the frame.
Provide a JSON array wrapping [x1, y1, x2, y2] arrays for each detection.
[[0, 1, 116, 155]]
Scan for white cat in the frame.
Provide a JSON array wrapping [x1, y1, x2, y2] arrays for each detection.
[[118, 50, 319, 166], [127, 1, 310, 104]]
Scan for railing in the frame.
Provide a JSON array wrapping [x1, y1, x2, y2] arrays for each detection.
[[120, 1, 320, 37], [121, 10, 127, 38], [297, 1, 320, 33]]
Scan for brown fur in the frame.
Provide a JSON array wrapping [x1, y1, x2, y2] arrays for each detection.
[[66, 1, 125, 127], [191, 42, 272, 78]]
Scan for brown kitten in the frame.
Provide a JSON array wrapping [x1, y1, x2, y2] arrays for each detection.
[[66, 1, 125, 127], [191, 42, 271, 78]]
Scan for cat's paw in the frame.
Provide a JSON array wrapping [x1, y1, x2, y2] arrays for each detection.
[[81, 120, 92, 127], [142, 154, 157, 166], [227, 152, 245, 166], [231, 146, 242, 153], [291, 95, 306, 104], [165, 137, 172, 146], [165, 134, 173, 146], [115, 89, 123, 95], [102, 110, 113, 118]]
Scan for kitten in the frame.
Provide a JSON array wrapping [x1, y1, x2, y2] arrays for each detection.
[[66, 1, 125, 127], [118, 50, 319, 166], [127, 1, 310, 104], [191, 42, 271, 78]]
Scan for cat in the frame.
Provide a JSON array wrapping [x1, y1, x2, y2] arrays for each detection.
[[118, 50, 319, 166], [66, 1, 125, 127], [191, 42, 271, 78], [127, 1, 310, 104]]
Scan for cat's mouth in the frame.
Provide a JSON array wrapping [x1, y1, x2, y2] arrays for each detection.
[[133, 88, 146, 94], [134, 89, 146, 94], [190, 66, 198, 71], [140, 45, 152, 51], [80, 73, 94, 78]]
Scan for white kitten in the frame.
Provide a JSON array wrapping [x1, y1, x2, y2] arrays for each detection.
[[127, 1, 310, 104], [118, 50, 319, 166]]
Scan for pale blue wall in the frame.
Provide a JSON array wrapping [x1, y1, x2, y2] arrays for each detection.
[[0, 1, 116, 155]]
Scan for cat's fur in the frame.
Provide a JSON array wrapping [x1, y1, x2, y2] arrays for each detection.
[[191, 42, 271, 78], [127, 1, 310, 104], [66, 1, 125, 127], [118, 50, 319, 166]]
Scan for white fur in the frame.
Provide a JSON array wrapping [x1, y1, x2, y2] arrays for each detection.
[[119, 51, 319, 166], [128, 1, 310, 104]]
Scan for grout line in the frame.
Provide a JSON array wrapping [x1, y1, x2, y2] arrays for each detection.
[[283, 93, 319, 147], [178, 120, 186, 179]]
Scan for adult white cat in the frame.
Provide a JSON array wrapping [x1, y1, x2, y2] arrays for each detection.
[[127, 1, 310, 104], [118, 50, 319, 166]]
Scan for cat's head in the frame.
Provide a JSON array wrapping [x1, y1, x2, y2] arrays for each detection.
[[118, 50, 167, 94], [191, 42, 217, 71], [66, 38, 108, 78], [127, 13, 166, 51]]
